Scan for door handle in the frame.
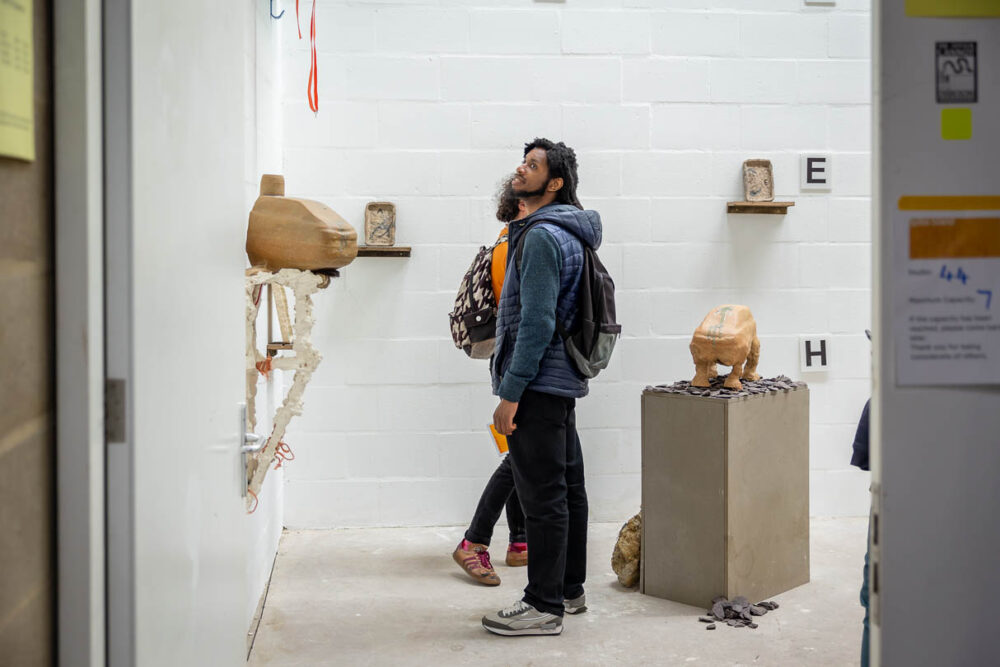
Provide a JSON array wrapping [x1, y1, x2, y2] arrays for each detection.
[[239, 403, 265, 498], [240, 432, 265, 498], [241, 432, 264, 453]]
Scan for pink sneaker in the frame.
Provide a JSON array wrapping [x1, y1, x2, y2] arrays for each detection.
[[505, 542, 528, 567], [453, 539, 500, 585]]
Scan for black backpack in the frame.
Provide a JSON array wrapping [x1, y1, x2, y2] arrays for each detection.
[[515, 224, 621, 378]]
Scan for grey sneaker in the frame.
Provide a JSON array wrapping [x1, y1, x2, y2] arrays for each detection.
[[482, 600, 563, 636], [564, 593, 587, 615]]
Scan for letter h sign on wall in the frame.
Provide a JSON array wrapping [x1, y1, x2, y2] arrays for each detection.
[[800, 336, 830, 372]]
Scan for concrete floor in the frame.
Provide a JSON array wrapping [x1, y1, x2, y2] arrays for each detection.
[[249, 518, 866, 666]]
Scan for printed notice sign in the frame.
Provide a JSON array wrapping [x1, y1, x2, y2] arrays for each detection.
[[894, 202, 1000, 385], [0, 0, 34, 161], [936, 42, 977, 104]]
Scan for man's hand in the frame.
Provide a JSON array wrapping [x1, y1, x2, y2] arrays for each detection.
[[493, 399, 519, 436]]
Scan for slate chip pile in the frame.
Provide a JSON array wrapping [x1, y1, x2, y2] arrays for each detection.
[[698, 596, 779, 630], [645, 375, 806, 400]]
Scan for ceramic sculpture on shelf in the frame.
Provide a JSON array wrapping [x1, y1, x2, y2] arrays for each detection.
[[364, 201, 396, 246], [690, 305, 761, 391], [742, 159, 774, 202], [246, 174, 358, 272]]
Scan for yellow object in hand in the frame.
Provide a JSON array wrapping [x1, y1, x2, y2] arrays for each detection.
[[489, 424, 509, 455]]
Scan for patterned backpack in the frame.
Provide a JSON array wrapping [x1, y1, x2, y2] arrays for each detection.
[[449, 235, 506, 359]]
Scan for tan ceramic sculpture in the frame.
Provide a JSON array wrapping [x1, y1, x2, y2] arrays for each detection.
[[246, 174, 358, 271], [364, 201, 396, 246], [690, 305, 761, 391], [742, 159, 774, 202]]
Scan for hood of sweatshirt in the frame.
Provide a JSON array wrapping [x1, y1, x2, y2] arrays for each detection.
[[510, 203, 603, 251]]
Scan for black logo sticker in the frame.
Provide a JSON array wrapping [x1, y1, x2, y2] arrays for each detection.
[[936, 42, 977, 104]]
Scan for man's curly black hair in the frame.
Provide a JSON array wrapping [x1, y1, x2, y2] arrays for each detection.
[[523, 137, 583, 210]]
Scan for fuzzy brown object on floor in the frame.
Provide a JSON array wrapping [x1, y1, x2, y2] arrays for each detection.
[[611, 513, 641, 587]]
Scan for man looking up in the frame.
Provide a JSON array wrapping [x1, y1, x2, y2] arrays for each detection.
[[481, 138, 603, 637]]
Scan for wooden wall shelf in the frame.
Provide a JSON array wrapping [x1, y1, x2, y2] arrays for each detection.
[[356, 246, 411, 257], [727, 201, 795, 215]]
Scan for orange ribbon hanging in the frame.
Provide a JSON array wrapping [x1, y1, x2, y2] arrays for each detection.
[[307, 1, 318, 113]]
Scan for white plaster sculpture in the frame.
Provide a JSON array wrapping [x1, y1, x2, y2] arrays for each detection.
[[244, 267, 330, 507]]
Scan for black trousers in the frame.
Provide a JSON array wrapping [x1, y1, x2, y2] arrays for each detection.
[[465, 454, 526, 546], [506, 389, 588, 616]]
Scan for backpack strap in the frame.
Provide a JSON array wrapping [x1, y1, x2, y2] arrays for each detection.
[[512, 221, 544, 275], [465, 259, 478, 305]]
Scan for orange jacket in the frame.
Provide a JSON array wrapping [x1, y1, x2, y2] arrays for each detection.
[[491, 226, 508, 304]]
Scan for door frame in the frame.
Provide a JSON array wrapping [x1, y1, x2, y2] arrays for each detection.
[[100, 0, 135, 662], [53, 0, 106, 665]]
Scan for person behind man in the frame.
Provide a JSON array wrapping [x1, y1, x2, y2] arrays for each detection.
[[481, 138, 602, 636], [452, 178, 530, 586], [852, 320, 872, 666], [853, 396, 871, 666]]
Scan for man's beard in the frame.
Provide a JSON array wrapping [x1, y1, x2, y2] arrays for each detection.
[[512, 181, 549, 199]]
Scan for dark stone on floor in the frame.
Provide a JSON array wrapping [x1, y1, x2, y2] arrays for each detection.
[[702, 595, 780, 631]]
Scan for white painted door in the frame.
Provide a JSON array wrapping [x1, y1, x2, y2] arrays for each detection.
[[105, 1, 253, 664]]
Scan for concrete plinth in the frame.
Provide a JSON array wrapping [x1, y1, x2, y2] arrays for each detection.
[[640, 385, 810, 608]]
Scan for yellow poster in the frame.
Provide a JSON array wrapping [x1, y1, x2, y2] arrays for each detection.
[[0, 0, 34, 161], [907, 0, 1000, 17]]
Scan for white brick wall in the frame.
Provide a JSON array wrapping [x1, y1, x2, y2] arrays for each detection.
[[278, 0, 873, 529]]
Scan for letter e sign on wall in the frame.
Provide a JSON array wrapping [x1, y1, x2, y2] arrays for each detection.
[[800, 336, 831, 372], [800, 154, 832, 191]]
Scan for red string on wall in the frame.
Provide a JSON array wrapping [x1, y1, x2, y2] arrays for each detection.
[[294, 0, 319, 112], [307, 1, 318, 113]]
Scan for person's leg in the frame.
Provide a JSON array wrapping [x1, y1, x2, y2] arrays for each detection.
[[506, 389, 571, 616], [505, 484, 526, 544], [562, 405, 588, 602], [861, 516, 871, 667], [504, 483, 528, 567], [465, 456, 517, 546]]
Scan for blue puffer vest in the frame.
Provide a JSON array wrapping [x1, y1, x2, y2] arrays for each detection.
[[491, 203, 603, 399]]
